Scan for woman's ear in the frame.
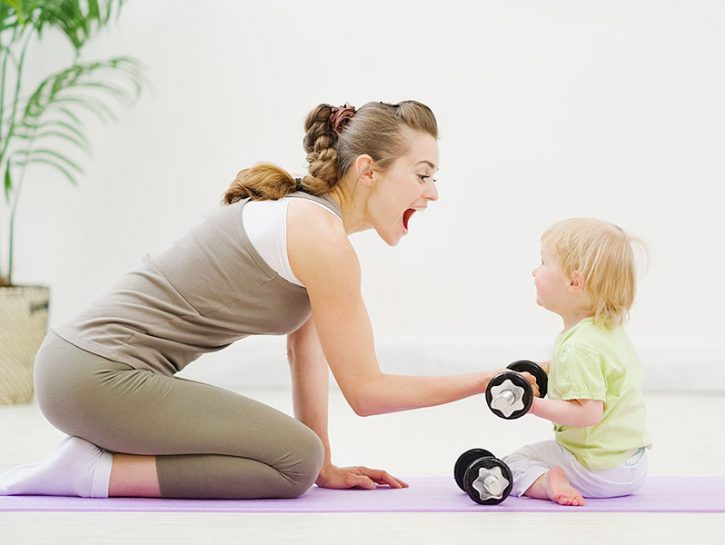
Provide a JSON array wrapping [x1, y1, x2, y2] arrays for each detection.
[[569, 271, 586, 293], [354, 154, 376, 187]]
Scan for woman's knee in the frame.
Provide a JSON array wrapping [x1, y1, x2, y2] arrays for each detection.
[[278, 426, 324, 498]]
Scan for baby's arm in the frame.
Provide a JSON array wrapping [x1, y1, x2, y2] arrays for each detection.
[[530, 397, 603, 427]]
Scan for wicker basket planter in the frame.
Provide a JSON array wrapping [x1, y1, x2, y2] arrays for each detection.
[[0, 285, 50, 404]]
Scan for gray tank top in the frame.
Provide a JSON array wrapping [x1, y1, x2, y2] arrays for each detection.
[[53, 192, 342, 376]]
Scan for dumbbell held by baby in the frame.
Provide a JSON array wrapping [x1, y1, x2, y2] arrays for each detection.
[[485, 360, 548, 420], [454, 448, 513, 505]]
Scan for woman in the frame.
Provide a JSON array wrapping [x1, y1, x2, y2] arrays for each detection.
[[0, 101, 534, 499]]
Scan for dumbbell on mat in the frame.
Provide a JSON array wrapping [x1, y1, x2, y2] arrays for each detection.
[[454, 448, 513, 505], [485, 360, 548, 420]]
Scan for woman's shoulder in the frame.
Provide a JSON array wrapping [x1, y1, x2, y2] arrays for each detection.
[[286, 193, 342, 219], [286, 197, 358, 288], [287, 197, 347, 242]]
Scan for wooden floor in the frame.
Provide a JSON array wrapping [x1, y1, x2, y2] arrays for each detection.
[[2, 389, 724, 544]]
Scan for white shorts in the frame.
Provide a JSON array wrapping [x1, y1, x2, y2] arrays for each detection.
[[502, 440, 648, 498]]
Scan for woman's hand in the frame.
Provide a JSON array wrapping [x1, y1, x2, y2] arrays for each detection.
[[315, 463, 409, 490]]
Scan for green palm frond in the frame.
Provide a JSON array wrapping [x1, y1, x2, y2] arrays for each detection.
[[1, 0, 123, 50], [2, 56, 143, 188], [14, 153, 83, 185], [24, 57, 142, 119], [3, 164, 10, 200], [0, 0, 143, 286], [17, 118, 92, 151]]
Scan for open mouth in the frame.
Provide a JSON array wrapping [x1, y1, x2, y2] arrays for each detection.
[[403, 209, 416, 230]]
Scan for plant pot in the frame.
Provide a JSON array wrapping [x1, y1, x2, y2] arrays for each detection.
[[0, 285, 50, 404]]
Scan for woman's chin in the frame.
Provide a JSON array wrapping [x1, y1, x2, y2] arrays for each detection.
[[383, 234, 402, 247], [378, 233, 403, 247], [375, 223, 406, 246]]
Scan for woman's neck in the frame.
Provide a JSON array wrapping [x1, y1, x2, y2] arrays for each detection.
[[328, 176, 371, 235]]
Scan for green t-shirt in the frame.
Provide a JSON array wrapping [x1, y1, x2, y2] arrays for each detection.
[[549, 317, 650, 470]]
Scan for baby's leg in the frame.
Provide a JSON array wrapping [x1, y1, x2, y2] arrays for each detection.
[[504, 441, 584, 506], [524, 467, 585, 506], [565, 448, 649, 499]]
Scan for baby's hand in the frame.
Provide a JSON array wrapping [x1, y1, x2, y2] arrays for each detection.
[[539, 361, 550, 375], [519, 372, 541, 398]]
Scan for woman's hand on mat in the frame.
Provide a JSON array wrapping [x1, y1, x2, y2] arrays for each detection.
[[315, 464, 409, 490]]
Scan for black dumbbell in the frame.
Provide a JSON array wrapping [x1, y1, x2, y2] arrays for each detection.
[[485, 360, 548, 420], [454, 448, 513, 505]]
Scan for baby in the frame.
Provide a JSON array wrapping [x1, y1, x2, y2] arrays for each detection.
[[504, 218, 650, 506]]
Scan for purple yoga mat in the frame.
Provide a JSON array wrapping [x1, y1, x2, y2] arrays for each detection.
[[0, 476, 723, 513]]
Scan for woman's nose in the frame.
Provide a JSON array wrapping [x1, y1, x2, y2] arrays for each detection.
[[424, 181, 439, 201]]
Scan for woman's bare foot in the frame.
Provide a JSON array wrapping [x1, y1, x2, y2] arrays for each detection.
[[545, 467, 585, 506]]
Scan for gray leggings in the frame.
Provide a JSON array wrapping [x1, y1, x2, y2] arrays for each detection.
[[33, 331, 324, 499]]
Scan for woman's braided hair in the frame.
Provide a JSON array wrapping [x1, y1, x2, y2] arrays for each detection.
[[222, 101, 438, 204]]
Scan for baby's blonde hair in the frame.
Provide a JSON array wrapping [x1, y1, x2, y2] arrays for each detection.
[[542, 218, 644, 329]]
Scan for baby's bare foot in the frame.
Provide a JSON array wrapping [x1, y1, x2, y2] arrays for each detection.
[[546, 467, 585, 506]]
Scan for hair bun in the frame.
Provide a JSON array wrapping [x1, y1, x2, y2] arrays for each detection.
[[329, 104, 356, 133]]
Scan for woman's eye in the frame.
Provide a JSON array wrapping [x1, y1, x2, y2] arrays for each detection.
[[418, 174, 437, 184]]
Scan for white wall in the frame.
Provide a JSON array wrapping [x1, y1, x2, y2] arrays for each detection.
[[14, 0, 725, 391]]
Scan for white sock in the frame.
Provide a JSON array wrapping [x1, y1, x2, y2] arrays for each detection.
[[0, 436, 113, 498]]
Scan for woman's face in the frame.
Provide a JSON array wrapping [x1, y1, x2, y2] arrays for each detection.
[[366, 129, 439, 246]]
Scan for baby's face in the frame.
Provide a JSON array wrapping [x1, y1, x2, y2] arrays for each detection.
[[532, 241, 569, 314]]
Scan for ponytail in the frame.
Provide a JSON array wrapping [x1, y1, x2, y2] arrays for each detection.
[[222, 163, 296, 204]]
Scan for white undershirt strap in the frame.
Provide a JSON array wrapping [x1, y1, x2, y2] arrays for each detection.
[[242, 197, 340, 287]]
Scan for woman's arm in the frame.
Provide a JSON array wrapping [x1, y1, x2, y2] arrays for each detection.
[[530, 397, 603, 427], [287, 317, 332, 467], [287, 202, 500, 417], [287, 317, 407, 489]]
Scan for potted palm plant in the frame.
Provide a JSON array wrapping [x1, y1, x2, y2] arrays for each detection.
[[0, 0, 144, 403]]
